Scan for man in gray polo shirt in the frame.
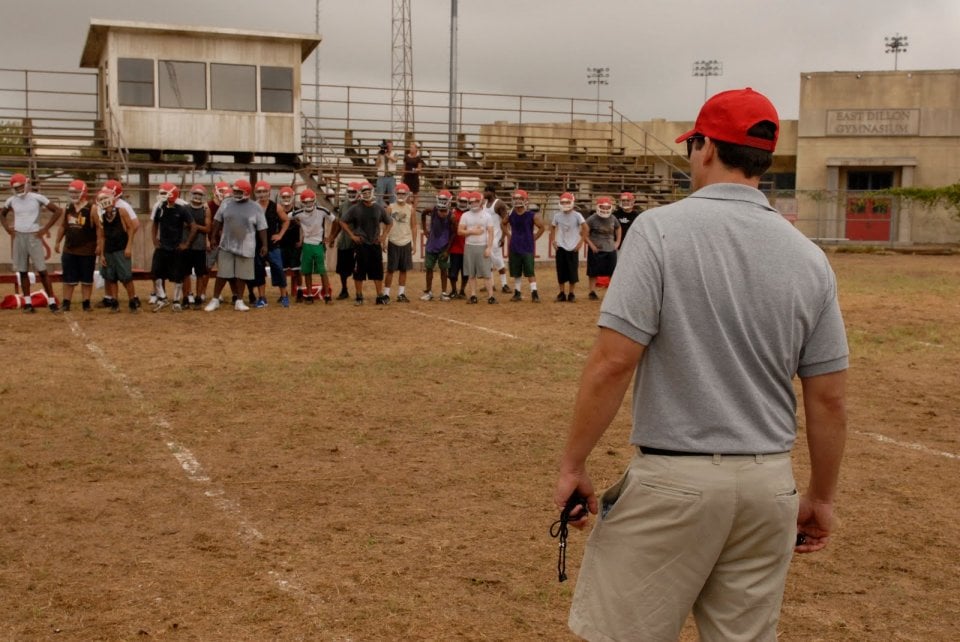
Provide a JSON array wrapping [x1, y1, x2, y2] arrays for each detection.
[[204, 179, 267, 312], [554, 88, 848, 642]]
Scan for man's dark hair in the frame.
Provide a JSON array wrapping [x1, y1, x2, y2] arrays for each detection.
[[695, 121, 776, 178], [484, 185, 497, 195]]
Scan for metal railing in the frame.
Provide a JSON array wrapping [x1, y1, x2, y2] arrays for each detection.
[[0, 68, 685, 204], [299, 83, 684, 203]]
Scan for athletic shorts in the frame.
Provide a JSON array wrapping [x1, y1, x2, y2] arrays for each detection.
[[266, 248, 287, 287], [205, 247, 219, 271], [181, 249, 207, 279], [423, 251, 449, 272], [490, 245, 505, 271], [555, 247, 580, 285], [463, 244, 491, 278], [448, 252, 464, 281], [151, 247, 183, 282], [12, 233, 46, 272], [353, 243, 384, 281], [100, 250, 133, 283], [246, 254, 267, 287], [61, 252, 96, 285], [387, 242, 413, 272], [300, 243, 327, 275], [281, 245, 302, 273], [335, 248, 355, 277], [587, 249, 617, 278], [217, 249, 254, 281], [508, 252, 536, 278]]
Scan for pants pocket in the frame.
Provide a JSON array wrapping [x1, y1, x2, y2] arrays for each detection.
[[599, 469, 630, 520]]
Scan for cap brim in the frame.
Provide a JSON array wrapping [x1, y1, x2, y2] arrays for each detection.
[[675, 128, 697, 144]]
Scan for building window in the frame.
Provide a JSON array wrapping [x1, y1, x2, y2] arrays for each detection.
[[261, 66, 294, 113], [118, 58, 154, 107], [211, 63, 256, 112], [847, 170, 894, 191], [772, 173, 796, 190], [158, 61, 207, 110]]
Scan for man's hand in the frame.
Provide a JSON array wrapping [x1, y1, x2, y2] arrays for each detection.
[[795, 494, 834, 554], [554, 466, 597, 530]]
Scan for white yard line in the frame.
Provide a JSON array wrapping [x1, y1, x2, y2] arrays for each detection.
[[404, 308, 588, 358], [67, 319, 318, 608], [856, 431, 959, 461]]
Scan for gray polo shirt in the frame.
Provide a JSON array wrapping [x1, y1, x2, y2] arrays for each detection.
[[599, 183, 848, 454]]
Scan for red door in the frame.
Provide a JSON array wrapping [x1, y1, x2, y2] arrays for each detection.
[[846, 197, 891, 242]]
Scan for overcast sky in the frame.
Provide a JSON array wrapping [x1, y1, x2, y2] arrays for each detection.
[[2, 0, 959, 121]]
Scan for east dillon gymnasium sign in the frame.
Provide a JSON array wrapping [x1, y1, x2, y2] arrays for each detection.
[[826, 109, 921, 136]]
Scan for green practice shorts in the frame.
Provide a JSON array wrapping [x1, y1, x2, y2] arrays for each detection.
[[300, 243, 327, 275], [508, 252, 535, 278]]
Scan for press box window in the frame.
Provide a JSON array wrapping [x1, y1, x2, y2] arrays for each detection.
[[261, 66, 293, 113], [118, 58, 154, 107], [211, 63, 256, 112], [158, 60, 207, 110]]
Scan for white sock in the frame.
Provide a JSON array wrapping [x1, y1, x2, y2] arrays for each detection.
[[398, 286, 405, 296], [514, 279, 522, 291], [154, 279, 166, 299], [530, 282, 538, 292], [383, 287, 391, 296], [500, 273, 507, 286], [173, 283, 183, 301]]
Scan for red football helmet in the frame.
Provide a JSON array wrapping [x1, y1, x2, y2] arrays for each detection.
[[346, 182, 361, 203], [158, 182, 179, 205], [559, 192, 575, 212], [68, 179, 88, 203], [436, 190, 452, 209], [359, 181, 375, 203], [189, 184, 206, 205], [299, 189, 317, 212], [96, 189, 115, 210], [511, 189, 529, 210], [215, 180, 231, 201], [278, 186, 295, 208], [103, 179, 123, 198], [596, 196, 614, 218], [254, 180, 271, 199], [232, 179, 252, 201], [9, 173, 28, 195]]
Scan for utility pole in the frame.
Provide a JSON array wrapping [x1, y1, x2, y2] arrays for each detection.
[[692, 59, 723, 102], [391, 0, 415, 143], [885, 34, 909, 71], [314, 0, 320, 122], [586, 66, 609, 121], [447, 0, 458, 169]]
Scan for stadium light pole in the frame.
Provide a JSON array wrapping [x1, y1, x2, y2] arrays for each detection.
[[885, 34, 909, 71], [692, 59, 723, 102], [448, 0, 458, 169], [586, 66, 609, 122]]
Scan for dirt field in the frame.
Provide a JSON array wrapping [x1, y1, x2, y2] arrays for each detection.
[[1, 252, 958, 641]]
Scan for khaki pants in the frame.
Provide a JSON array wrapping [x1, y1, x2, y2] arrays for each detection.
[[569, 450, 798, 642]]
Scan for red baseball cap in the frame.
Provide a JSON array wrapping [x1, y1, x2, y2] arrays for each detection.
[[675, 87, 779, 152]]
